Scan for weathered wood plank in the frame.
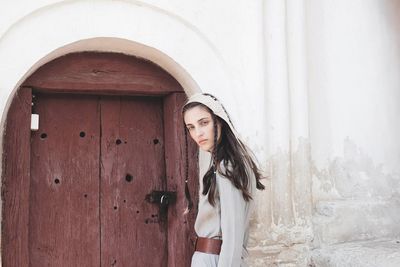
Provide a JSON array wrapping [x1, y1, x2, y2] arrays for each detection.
[[1, 87, 32, 267], [164, 92, 199, 267], [24, 52, 182, 95]]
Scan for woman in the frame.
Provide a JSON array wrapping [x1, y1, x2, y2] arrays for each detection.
[[182, 93, 265, 267]]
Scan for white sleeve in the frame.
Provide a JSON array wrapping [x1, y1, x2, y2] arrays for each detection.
[[216, 173, 246, 267]]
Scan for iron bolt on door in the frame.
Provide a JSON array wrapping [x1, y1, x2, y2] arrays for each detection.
[[145, 190, 177, 221]]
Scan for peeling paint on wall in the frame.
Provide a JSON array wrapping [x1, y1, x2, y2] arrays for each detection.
[[312, 138, 400, 247], [247, 137, 313, 265], [248, 137, 400, 265], [313, 137, 400, 200]]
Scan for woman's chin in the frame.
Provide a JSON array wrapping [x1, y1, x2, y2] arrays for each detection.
[[198, 145, 211, 152]]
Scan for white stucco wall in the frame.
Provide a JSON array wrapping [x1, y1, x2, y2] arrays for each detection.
[[307, 0, 400, 176], [307, 0, 400, 249]]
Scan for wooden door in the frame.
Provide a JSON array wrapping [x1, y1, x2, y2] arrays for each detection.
[[2, 52, 198, 267], [29, 93, 169, 266]]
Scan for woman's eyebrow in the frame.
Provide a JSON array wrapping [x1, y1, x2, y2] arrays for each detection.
[[197, 117, 210, 122], [185, 117, 210, 126]]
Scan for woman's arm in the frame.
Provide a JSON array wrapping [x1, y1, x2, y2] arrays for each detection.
[[216, 172, 247, 267]]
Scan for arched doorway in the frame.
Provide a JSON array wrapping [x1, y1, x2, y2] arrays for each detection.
[[1, 52, 198, 266]]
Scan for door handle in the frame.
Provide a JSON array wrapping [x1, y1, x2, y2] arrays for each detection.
[[145, 190, 176, 222]]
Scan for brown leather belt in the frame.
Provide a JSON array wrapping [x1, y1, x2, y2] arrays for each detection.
[[195, 237, 222, 255]]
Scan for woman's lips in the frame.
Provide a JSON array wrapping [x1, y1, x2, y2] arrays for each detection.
[[198, 139, 207, 145]]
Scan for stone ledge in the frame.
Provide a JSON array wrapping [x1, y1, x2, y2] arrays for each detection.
[[247, 244, 311, 267], [313, 199, 400, 245], [310, 239, 400, 267]]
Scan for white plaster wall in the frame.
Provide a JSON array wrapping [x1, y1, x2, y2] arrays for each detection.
[[307, 0, 400, 175], [307, 0, 400, 245]]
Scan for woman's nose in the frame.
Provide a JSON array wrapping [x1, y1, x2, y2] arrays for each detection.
[[194, 127, 203, 138]]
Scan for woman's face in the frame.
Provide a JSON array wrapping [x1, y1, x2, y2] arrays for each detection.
[[184, 105, 221, 152]]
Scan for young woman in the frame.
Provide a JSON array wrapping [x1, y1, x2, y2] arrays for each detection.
[[182, 93, 265, 267]]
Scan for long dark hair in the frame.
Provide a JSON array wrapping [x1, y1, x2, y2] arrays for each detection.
[[183, 100, 265, 207]]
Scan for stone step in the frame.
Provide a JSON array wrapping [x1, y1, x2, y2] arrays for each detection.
[[311, 239, 400, 267]]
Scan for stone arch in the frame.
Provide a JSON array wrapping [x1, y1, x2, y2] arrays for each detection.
[[0, 0, 236, 129]]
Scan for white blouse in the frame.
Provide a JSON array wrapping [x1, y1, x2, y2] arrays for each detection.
[[194, 162, 256, 267]]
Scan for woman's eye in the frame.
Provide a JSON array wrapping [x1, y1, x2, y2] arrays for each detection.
[[187, 126, 194, 131], [201, 121, 209, 126]]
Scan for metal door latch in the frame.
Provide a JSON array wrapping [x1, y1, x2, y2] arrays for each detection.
[[145, 190, 176, 204], [145, 190, 176, 222]]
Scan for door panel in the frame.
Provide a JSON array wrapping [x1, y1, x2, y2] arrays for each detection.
[[100, 96, 167, 266], [30, 94, 101, 266]]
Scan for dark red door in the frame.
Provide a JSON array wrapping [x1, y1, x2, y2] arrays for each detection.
[[2, 52, 198, 267], [30, 93, 168, 266]]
